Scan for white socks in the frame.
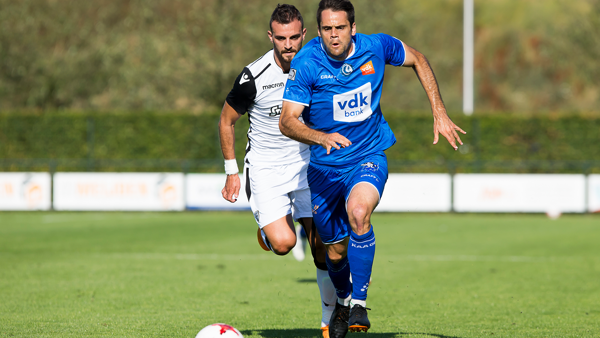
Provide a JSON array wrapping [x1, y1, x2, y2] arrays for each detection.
[[317, 268, 337, 327], [351, 299, 367, 308], [338, 295, 352, 307]]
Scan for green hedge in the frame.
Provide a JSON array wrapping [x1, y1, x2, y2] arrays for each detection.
[[1, 112, 600, 173], [0, 112, 244, 172]]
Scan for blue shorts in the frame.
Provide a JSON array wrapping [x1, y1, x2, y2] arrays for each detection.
[[307, 152, 388, 244]]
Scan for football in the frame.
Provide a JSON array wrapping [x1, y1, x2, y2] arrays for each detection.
[[195, 323, 244, 338], [545, 208, 562, 220]]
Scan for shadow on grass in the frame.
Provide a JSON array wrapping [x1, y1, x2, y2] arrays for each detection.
[[398, 333, 462, 338], [296, 278, 317, 283], [241, 329, 462, 338]]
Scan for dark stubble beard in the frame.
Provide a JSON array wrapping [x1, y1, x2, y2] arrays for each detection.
[[275, 43, 301, 65], [327, 40, 351, 60]]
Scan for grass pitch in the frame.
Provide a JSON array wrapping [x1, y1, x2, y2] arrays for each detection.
[[0, 212, 599, 338]]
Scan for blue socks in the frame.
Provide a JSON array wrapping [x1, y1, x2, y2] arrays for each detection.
[[347, 226, 376, 301], [325, 254, 352, 300], [325, 226, 376, 303]]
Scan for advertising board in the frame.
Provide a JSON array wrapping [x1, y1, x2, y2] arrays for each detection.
[[186, 174, 250, 210], [377, 174, 452, 212], [588, 175, 600, 213], [53, 173, 184, 211], [454, 174, 586, 213], [0, 173, 51, 210]]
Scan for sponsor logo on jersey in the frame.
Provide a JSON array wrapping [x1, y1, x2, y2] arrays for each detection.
[[361, 162, 379, 171], [351, 241, 376, 249], [239, 72, 251, 85], [360, 61, 375, 75], [288, 69, 296, 81], [262, 82, 284, 91], [269, 105, 282, 117], [333, 82, 373, 122], [361, 173, 380, 182], [312, 204, 320, 215], [321, 74, 336, 80], [341, 63, 354, 76]]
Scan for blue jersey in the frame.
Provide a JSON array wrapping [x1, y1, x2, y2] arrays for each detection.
[[283, 33, 406, 168]]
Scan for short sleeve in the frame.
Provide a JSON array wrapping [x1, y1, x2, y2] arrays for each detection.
[[226, 67, 257, 115], [375, 33, 406, 67], [282, 61, 313, 106]]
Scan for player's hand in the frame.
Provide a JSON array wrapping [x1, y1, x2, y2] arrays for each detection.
[[319, 133, 352, 155], [221, 174, 241, 203], [433, 111, 466, 150]]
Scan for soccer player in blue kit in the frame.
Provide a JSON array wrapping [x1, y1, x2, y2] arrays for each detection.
[[279, 0, 466, 337]]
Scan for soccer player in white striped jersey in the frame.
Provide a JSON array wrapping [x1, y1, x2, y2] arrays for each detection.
[[218, 4, 337, 338]]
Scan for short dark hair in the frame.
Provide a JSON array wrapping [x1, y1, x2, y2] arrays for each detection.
[[317, 0, 355, 28], [270, 4, 304, 31]]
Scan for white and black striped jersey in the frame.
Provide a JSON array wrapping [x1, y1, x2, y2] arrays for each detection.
[[226, 50, 309, 166]]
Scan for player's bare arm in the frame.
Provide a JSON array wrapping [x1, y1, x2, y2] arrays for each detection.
[[402, 44, 466, 150], [218, 101, 243, 203], [279, 101, 352, 155]]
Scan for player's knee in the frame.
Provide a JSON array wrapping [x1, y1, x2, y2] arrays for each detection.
[[327, 250, 345, 264], [270, 235, 296, 256], [348, 203, 371, 230], [271, 242, 294, 256]]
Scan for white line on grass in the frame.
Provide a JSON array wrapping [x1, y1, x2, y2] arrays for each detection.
[[100, 253, 282, 261], [384, 255, 577, 263], [97, 253, 587, 263], [42, 214, 154, 224]]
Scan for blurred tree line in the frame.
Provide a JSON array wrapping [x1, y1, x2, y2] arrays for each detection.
[[0, 0, 598, 114]]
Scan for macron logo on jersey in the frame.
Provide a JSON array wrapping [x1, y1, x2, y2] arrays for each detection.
[[333, 83, 373, 123], [263, 82, 284, 91], [239, 72, 251, 85]]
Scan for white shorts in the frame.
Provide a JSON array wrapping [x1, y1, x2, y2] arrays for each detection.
[[244, 160, 312, 228]]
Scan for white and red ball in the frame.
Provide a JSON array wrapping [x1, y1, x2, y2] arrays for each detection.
[[546, 208, 562, 220], [195, 323, 244, 338]]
